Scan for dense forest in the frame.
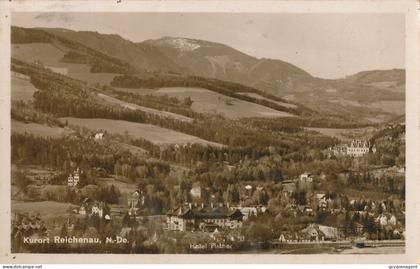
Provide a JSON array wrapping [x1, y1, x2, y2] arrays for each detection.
[[12, 59, 342, 153]]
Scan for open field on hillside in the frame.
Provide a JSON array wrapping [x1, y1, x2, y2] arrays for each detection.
[[12, 200, 74, 216], [116, 87, 295, 119], [97, 93, 193, 123], [59, 117, 224, 147], [12, 120, 73, 138], [12, 43, 117, 85], [11, 75, 38, 101]]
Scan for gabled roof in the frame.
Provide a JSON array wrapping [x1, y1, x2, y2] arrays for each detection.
[[167, 205, 244, 220]]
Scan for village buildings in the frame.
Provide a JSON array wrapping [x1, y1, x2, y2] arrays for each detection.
[[229, 205, 268, 220], [127, 190, 145, 216], [166, 204, 244, 232], [280, 172, 315, 205], [329, 139, 376, 157], [299, 224, 340, 241], [67, 168, 81, 187], [190, 182, 202, 200], [76, 198, 110, 219]]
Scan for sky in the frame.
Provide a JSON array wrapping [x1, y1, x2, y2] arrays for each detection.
[[12, 12, 405, 79]]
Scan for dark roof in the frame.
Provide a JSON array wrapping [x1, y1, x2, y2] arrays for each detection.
[[167, 205, 243, 220]]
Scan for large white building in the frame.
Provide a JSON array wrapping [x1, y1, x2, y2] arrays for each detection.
[[67, 168, 81, 187], [329, 140, 376, 157], [166, 204, 244, 232]]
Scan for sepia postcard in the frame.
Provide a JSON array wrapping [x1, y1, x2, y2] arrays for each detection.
[[0, 0, 419, 264]]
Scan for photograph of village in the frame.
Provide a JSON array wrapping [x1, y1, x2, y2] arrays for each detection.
[[10, 12, 406, 254]]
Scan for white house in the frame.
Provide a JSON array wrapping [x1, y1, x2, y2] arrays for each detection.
[[67, 168, 81, 187], [190, 183, 201, 199], [91, 203, 104, 218], [94, 132, 105, 140]]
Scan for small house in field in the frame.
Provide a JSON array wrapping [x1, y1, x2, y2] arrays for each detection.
[[94, 132, 105, 140]]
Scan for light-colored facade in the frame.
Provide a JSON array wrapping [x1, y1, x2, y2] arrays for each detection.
[[166, 204, 244, 232], [67, 168, 80, 187], [329, 140, 375, 157]]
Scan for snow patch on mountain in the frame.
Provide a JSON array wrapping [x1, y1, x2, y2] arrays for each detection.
[[164, 38, 201, 51]]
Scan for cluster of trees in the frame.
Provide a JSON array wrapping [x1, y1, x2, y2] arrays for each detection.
[[11, 101, 64, 126], [11, 26, 51, 43], [240, 117, 304, 133], [347, 171, 404, 197], [12, 133, 171, 182], [113, 158, 170, 182], [33, 88, 151, 122], [12, 133, 117, 172], [369, 125, 405, 167], [149, 143, 273, 165], [60, 50, 90, 64]]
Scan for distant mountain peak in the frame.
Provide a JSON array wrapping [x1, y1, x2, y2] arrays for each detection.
[[162, 37, 202, 51], [146, 36, 224, 52]]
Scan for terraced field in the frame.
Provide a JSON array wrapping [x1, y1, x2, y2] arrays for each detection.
[[59, 117, 224, 147]]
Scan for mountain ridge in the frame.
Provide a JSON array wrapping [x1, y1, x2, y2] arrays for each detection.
[[12, 26, 405, 124]]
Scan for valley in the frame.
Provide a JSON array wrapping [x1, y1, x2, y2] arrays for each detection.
[[9, 25, 406, 255]]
